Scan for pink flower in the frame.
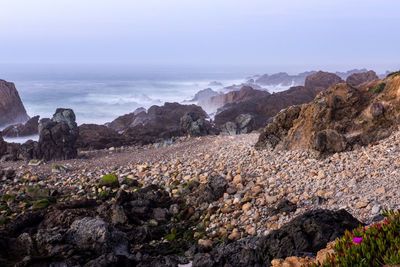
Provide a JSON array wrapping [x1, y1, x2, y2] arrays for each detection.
[[353, 237, 363, 244]]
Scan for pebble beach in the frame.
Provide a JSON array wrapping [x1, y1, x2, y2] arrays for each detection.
[[1, 131, 400, 242]]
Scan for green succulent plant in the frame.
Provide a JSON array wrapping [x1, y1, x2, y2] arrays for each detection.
[[313, 210, 400, 266]]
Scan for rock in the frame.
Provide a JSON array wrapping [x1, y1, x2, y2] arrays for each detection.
[[235, 114, 256, 134], [193, 176, 228, 204], [76, 124, 127, 150], [304, 71, 344, 91], [99, 174, 119, 188], [220, 121, 238, 135], [256, 71, 315, 87], [256, 74, 400, 153], [370, 102, 384, 117], [37, 108, 79, 161], [0, 79, 29, 128], [268, 199, 297, 216], [355, 201, 368, 209], [312, 129, 347, 153], [68, 217, 129, 255], [346, 70, 378, 86], [1, 116, 39, 138], [186, 88, 220, 102], [198, 239, 213, 250], [51, 165, 67, 173], [109, 102, 210, 145], [198, 85, 270, 114], [242, 202, 252, 212], [180, 111, 215, 137], [259, 209, 361, 263]]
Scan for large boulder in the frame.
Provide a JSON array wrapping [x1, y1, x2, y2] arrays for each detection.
[[1, 116, 39, 138], [304, 71, 344, 91], [180, 111, 215, 137], [256, 74, 400, 154], [38, 108, 79, 160], [76, 124, 127, 150], [192, 209, 361, 266], [346, 70, 378, 86], [220, 114, 256, 135], [0, 79, 29, 128]]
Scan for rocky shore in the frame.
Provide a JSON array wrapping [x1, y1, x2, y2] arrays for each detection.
[[1, 129, 400, 265]]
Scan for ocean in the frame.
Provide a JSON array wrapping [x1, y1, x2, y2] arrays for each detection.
[[0, 64, 294, 143]]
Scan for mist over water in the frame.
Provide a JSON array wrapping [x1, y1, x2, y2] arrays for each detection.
[[1, 64, 256, 125]]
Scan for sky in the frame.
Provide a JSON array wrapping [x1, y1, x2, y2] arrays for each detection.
[[0, 0, 399, 72]]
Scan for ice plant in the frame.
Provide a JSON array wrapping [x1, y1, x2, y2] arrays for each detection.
[[312, 210, 400, 266]]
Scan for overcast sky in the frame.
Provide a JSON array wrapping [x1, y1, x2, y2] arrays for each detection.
[[0, 0, 399, 71]]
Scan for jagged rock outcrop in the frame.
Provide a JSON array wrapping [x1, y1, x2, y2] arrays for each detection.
[[109, 103, 213, 145], [346, 70, 378, 86], [1, 116, 39, 138], [38, 109, 79, 161], [256, 74, 400, 154], [220, 114, 256, 135], [214, 72, 344, 131], [180, 111, 215, 137], [0, 79, 29, 128], [335, 68, 368, 80], [186, 88, 220, 102], [198, 86, 270, 114], [76, 124, 127, 150], [255, 71, 316, 86]]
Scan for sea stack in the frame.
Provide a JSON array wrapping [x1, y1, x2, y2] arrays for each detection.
[[0, 79, 29, 128]]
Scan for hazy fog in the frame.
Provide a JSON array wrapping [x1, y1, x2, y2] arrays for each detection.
[[0, 0, 399, 72]]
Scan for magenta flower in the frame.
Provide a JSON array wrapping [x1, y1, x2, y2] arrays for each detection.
[[353, 237, 363, 244]]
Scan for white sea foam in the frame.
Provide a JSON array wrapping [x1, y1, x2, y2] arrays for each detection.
[[3, 135, 39, 144]]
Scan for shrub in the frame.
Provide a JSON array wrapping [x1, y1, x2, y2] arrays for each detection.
[[387, 70, 400, 78], [373, 82, 386, 94], [317, 210, 400, 266], [32, 199, 50, 211]]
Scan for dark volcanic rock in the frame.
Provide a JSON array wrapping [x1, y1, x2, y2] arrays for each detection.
[[180, 111, 216, 137], [1, 116, 39, 138], [346, 70, 378, 86], [192, 209, 361, 267], [256, 75, 400, 154], [0, 79, 29, 128], [0, 185, 199, 267], [38, 109, 79, 161], [109, 102, 211, 145], [76, 124, 127, 150]]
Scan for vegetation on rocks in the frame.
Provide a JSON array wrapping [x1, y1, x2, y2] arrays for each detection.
[[316, 210, 400, 266], [98, 174, 119, 188], [387, 70, 400, 78], [373, 82, 386, 94]]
